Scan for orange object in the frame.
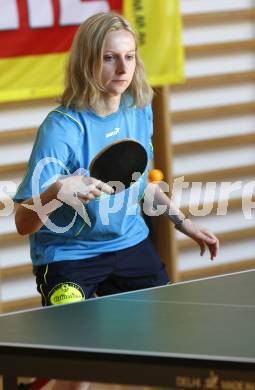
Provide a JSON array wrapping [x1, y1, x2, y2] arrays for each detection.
[[148, 169, 164, 182]]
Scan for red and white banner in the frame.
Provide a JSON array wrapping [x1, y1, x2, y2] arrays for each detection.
[[0, 0, 184, 102]]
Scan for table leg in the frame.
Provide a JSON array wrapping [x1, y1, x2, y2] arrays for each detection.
[[2, 375, 17, 390]]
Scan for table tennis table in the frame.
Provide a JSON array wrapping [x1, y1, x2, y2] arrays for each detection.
[[0, 269, 255, 390]]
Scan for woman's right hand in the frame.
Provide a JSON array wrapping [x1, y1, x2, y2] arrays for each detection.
[[56, 175, 114, 204]]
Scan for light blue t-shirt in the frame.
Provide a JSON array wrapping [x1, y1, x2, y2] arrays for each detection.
[[14, 102, 154, 267]]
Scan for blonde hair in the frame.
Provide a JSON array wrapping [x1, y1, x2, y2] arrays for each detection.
[[60, 12, 153, 110]]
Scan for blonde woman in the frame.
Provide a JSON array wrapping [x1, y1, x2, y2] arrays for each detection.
[[14, 12, 219, 389]]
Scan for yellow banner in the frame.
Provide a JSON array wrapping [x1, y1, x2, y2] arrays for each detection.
[[0, 54, 66, 103], [124, 0, 184, 86]]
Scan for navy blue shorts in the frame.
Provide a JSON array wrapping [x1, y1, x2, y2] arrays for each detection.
[[35, 237, 170, 306]]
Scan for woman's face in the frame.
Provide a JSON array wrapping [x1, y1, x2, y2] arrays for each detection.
[[101, 29, 136, 98]]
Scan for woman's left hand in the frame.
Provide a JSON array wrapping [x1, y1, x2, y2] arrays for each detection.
[[176, 219, 219, 260]]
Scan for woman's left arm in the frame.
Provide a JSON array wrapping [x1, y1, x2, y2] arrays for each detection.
[[144, 182, 219, 260]]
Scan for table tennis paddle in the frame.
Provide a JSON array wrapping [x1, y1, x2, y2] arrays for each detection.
[[89, 139, 148, 193]]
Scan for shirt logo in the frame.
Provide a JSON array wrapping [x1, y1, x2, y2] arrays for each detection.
[[105, 128, 120, 138]]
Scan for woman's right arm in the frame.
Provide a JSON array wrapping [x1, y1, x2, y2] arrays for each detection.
[[15, 176, 113, 235], [15, 181, 61, 235]]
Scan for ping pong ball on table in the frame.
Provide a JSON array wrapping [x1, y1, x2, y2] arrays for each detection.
[[148, 169, 164, 182]]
